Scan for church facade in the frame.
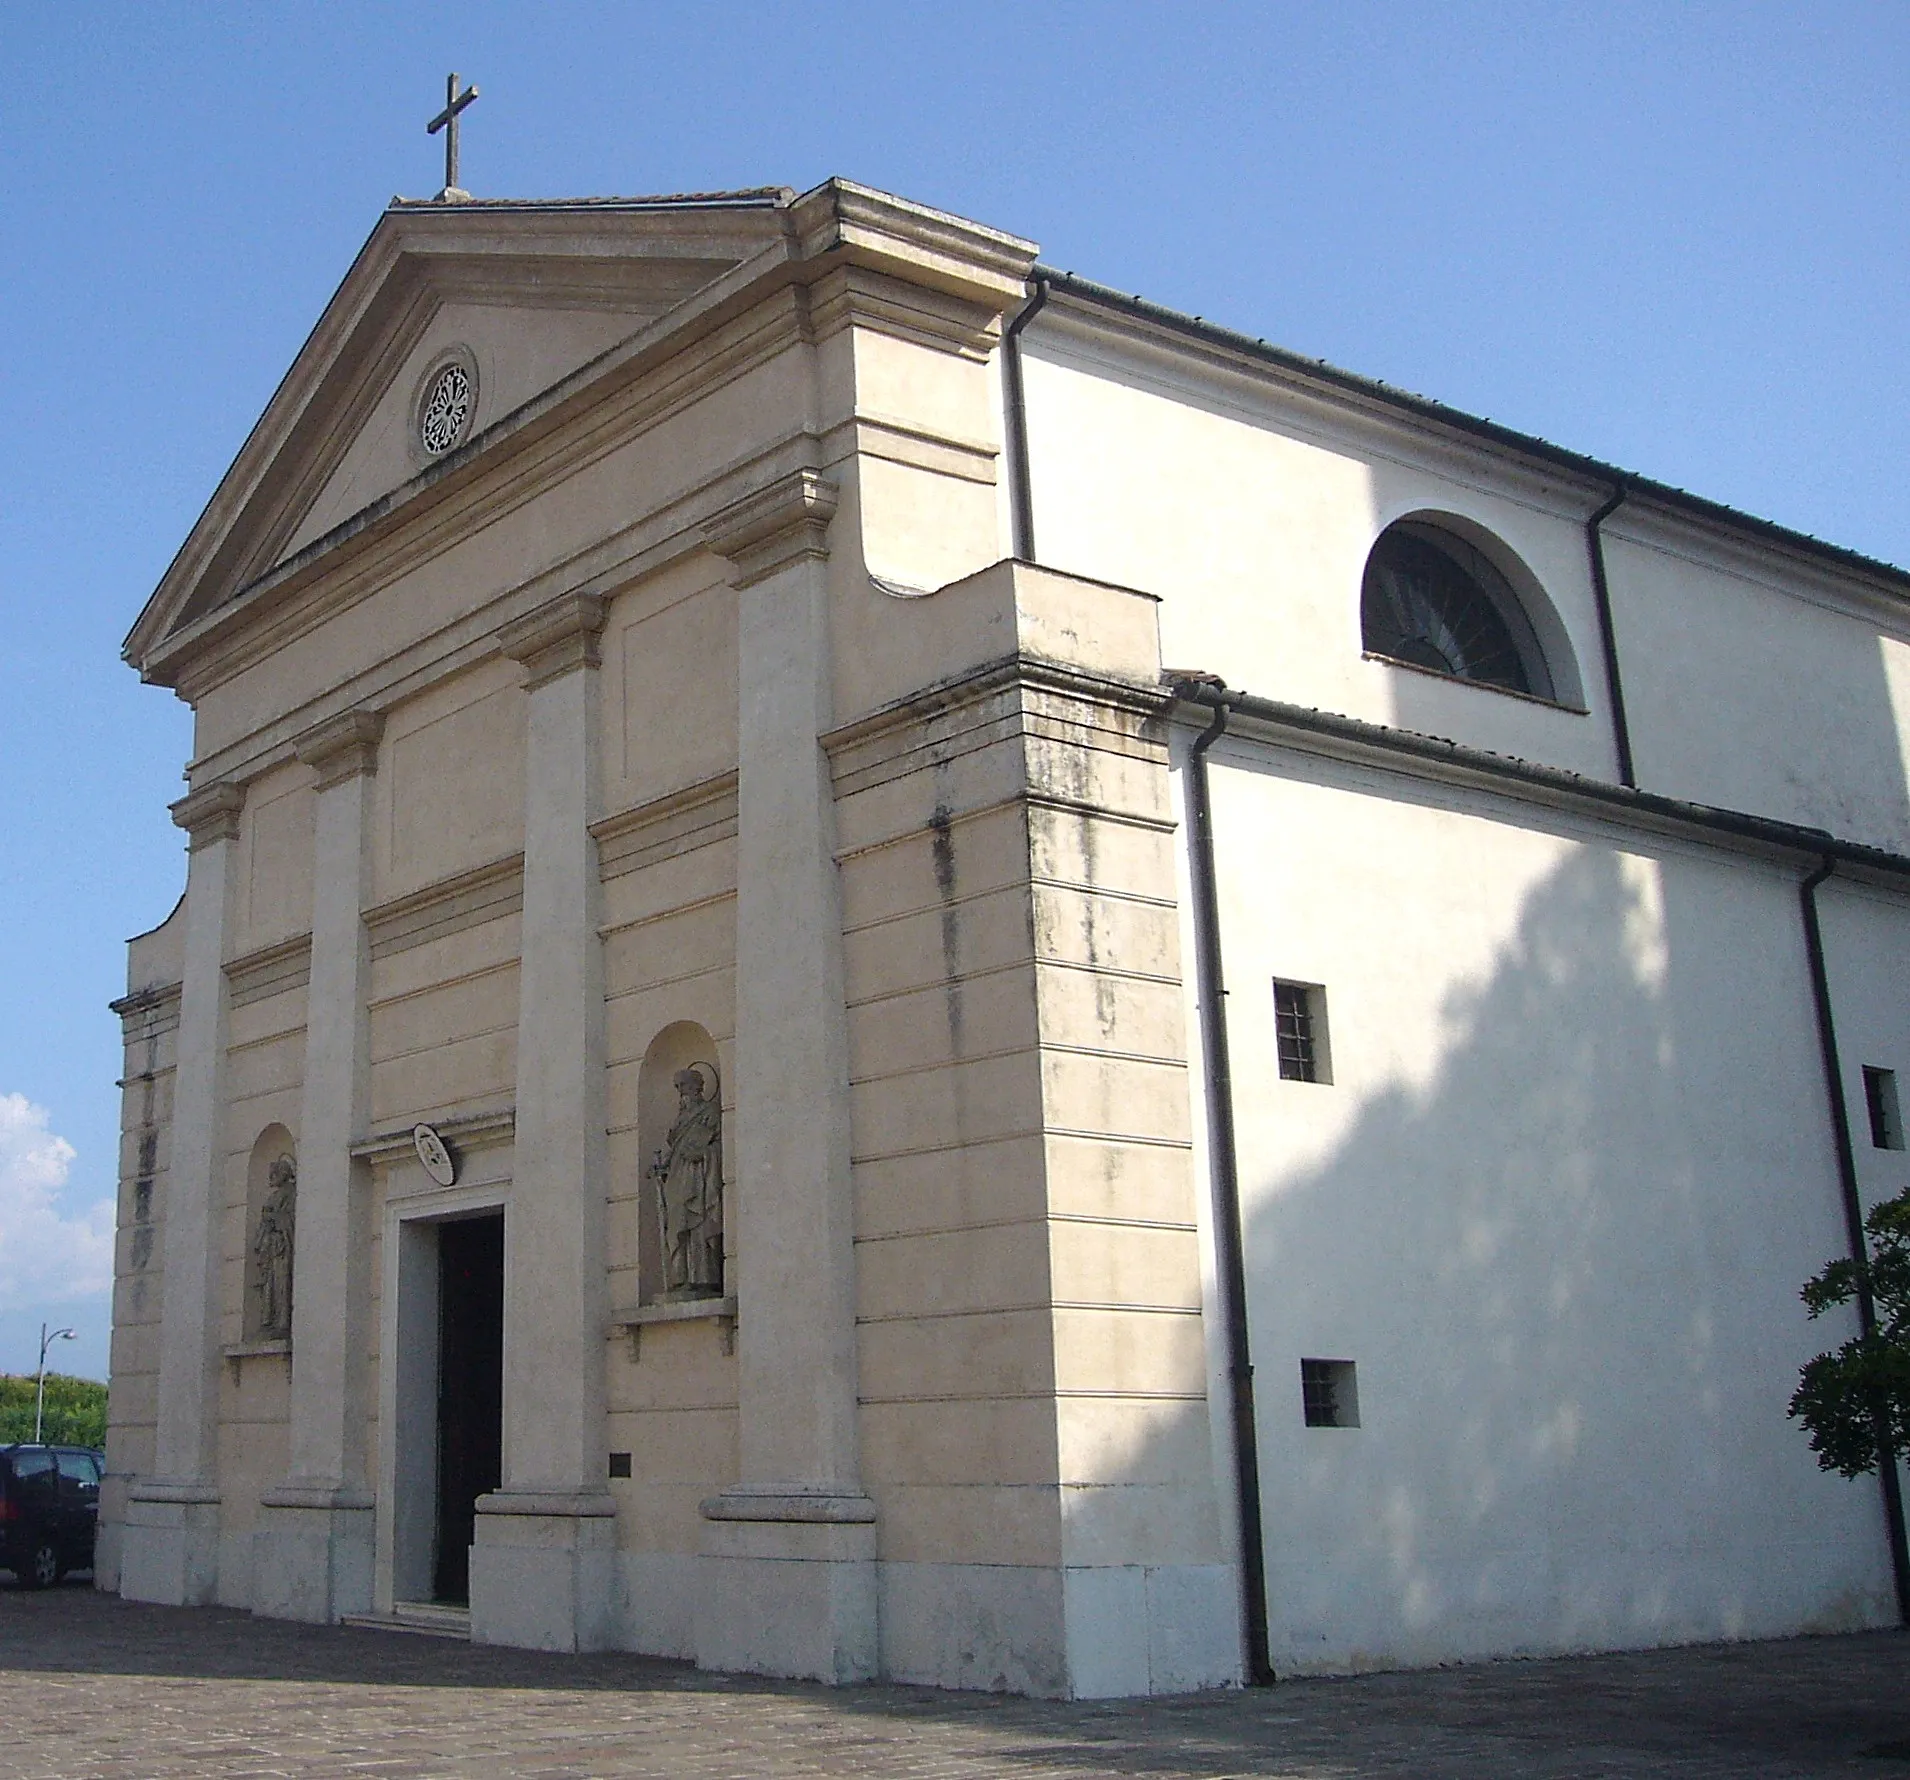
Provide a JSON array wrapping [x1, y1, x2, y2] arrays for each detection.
[[105, 178, 1910, 1694]]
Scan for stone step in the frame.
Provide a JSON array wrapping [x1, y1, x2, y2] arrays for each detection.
[[342, 1602, 471, 1640]]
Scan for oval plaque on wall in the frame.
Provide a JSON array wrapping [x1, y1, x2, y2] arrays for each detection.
[[413, 1123, 457, 1187]]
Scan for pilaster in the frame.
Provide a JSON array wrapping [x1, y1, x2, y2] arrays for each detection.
[[254, 710, 382, 1623], [470, 590, 616, 1652], [121, 780, 244, 1607], [697, 471, 875, 1683]]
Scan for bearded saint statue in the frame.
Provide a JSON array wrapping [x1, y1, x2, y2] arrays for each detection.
[[650, 1065, 723, 1298], [253, 1153, 297, 1338]]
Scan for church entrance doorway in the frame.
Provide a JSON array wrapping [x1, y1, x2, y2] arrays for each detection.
[[433, 1213, 503, 1605]]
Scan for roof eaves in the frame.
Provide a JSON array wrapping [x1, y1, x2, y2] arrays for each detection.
[[1037, 266, 1910, 598], [385, 188, 795, 213]]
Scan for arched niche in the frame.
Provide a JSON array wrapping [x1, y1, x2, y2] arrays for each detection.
[[1361, 510, 1584, 709], [244, 1124, 297, 1342], [637, 1022, 725, 1305]]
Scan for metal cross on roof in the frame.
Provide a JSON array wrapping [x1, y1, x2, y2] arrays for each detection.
[[427, 72, 479, 199]]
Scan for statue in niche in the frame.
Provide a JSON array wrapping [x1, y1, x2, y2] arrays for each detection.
[[650, 1064, 723, 1299], [252, 1153, 297, 1339]]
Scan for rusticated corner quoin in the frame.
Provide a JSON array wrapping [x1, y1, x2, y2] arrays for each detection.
[[701, 469, 839, 590]]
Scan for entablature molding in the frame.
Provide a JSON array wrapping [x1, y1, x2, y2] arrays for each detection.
[[353, 1102, 516, 1168], [365, 851, 525, 961], [702, 469, 839, 589], [175, 427, 831, 788], [110, 981, 184, 1028], [224, 933, 314, 1011], [803, 263, 1005, 363], [592, 770, 739, 881]]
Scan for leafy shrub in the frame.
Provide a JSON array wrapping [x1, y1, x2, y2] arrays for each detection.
[[0, 1373, 108, 1448], [1789, 1185, 1910, 1478]]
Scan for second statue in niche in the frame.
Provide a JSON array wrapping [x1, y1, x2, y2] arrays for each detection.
[[651, 1063, 723, 1299], [253, 1153, 297, 1340]]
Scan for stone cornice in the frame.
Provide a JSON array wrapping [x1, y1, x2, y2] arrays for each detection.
[[498, 590, 607, 688], [293, 708, 384, 787], [110, 981, 183, 1023], [352, 1102, 516, 1167], [788, 179, 1035, 309], [170, 781, 245, 848], [701, 470, 839, 590]]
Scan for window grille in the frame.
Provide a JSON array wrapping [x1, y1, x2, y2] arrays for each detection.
[[1301, 1358, 1359, 1428], [1274, 981, 1324, 1083], [1361, 520, 1555, 701]]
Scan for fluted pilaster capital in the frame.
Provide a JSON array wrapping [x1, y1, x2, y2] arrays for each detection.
[[499, 591, 607, 691], [702, 470, 839, 590], [294, 709, 385, 790], [170, 781, 245, 849]]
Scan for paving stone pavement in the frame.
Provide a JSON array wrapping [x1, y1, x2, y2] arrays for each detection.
[[2, 1582, 1907, 1779]]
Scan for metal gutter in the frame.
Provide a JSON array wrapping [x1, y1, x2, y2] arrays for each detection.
[[1586, 484, 1636, 788], [1798, 858, 1910, 1624], [1165, 681, 1910, 885], [1182, 694, 1275, 1684], [1037, 269, 1910, 601], [1002, 275, 1051, 562]]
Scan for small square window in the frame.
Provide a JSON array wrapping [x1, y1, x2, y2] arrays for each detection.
[[1273, 981, 1331, 1083], [1301, 1358, 1359, 1428], [1864, 1067, 1903, 1150], [607, 1451, 633, 1479]]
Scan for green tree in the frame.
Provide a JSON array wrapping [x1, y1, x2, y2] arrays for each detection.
[[1789, 1185, 1910, 1478], [0, 1372, 108, 1448]]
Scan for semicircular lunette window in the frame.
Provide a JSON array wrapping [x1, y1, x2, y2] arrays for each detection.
[[1361, 521, 1555, 701]]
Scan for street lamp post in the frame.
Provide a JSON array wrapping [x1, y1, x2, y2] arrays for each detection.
[[35, 1324, 75, 1444]]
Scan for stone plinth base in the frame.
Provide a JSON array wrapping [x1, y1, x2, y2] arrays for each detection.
[[118, 1481, 221, 1606], [696, 1491, 878, 1684], [253, 1486, 375, 1623], [470, 1490, 618, 1653]]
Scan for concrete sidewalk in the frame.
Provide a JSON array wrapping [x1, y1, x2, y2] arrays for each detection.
[[1, 1584, 1906, 1778]]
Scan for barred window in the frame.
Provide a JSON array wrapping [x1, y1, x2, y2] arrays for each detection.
[[1274, 980, 1329, 1084], [1301, 1358, 1359, 1428]]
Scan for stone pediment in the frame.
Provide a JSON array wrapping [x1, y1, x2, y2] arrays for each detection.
[[123, 182, 1040, 697], [124, 193, 797, 677]]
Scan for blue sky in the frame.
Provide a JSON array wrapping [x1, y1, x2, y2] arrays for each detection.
[[2, 3, 1905, 1384]]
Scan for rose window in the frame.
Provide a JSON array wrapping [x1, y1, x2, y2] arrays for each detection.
[[418, 363, 473, 456]]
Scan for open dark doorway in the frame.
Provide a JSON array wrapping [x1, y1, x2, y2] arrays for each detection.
[[434, 1212, 503, 1605]]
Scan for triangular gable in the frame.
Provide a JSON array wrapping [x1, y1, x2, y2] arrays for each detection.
[[125, 193, 794, 673]]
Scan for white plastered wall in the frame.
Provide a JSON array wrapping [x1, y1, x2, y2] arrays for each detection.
[[1188, 739, 1901, 1672]]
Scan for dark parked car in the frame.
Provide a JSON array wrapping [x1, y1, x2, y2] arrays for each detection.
[[0, 1444, 103, 1588]]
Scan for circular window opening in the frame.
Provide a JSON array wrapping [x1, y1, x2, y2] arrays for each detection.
[[1361, 521, 1554, 700], [417, 357, 476, 457]]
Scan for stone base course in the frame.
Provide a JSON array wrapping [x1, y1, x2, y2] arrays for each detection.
[[1, 1585, 1906, 1779]]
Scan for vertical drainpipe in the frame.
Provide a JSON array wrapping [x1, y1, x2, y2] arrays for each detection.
[[1586, 483, 1637, 789], [1002, 274, 1050, 563], [1183, 689, 1275, 1683], [1798, 855, 1910, 1623]]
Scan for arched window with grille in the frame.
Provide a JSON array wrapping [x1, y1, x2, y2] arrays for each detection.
[[1361, 519, 1560, 702]]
